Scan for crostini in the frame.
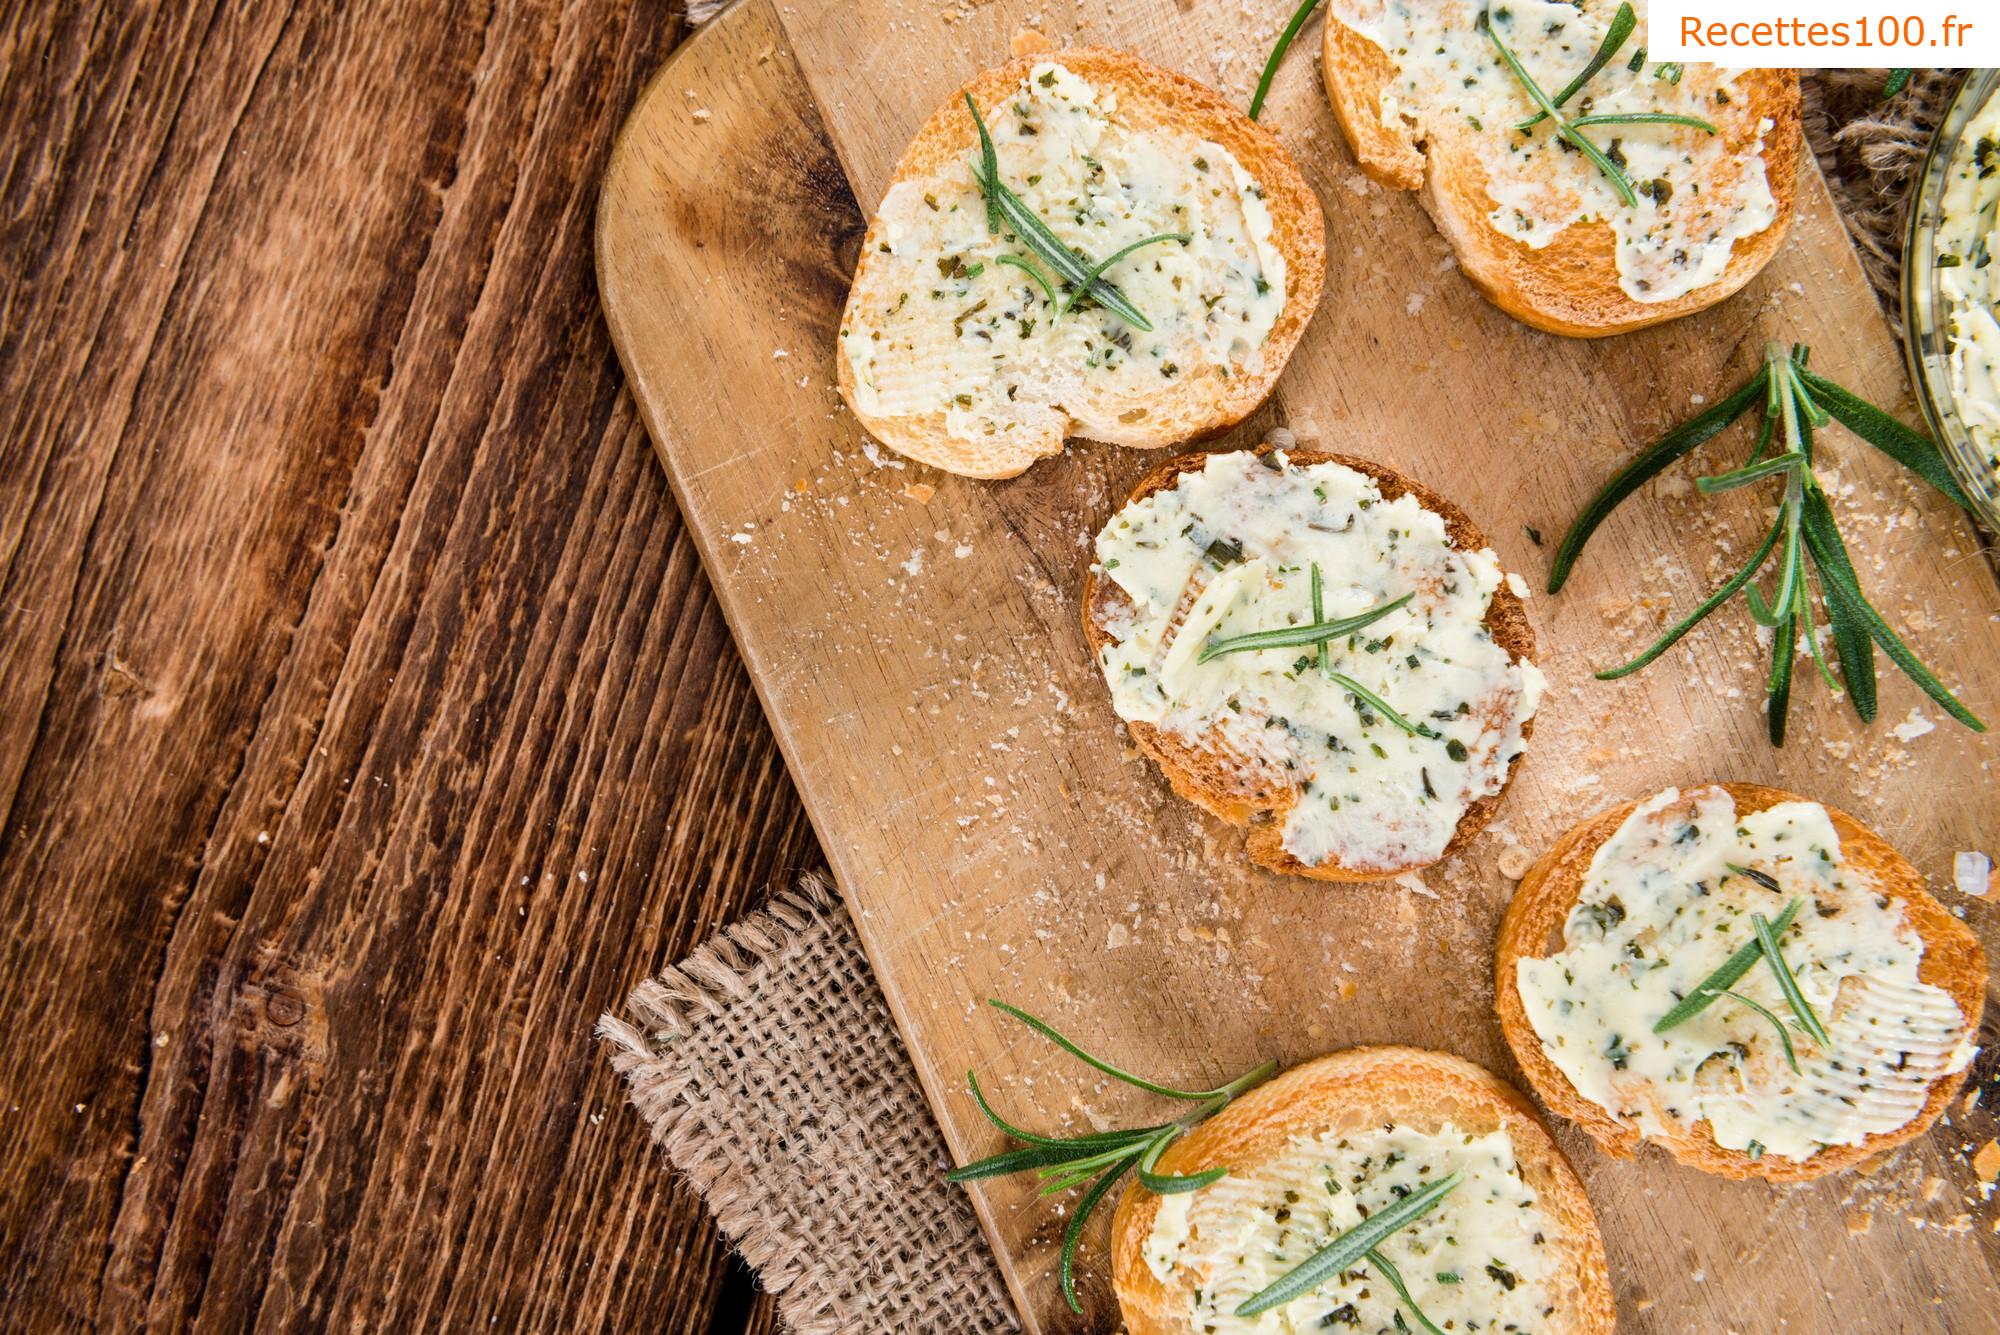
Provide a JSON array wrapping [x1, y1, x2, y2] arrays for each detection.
[[1083, 446, 1541, 880], [1112, 1047, 1617, 1334], [1496, 783, 1986, 1179], [1321, 0, 1800, 336], [836, 48, 1324, 478]]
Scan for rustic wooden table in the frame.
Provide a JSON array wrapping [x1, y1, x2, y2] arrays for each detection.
[[0, 3, 811, 1329]]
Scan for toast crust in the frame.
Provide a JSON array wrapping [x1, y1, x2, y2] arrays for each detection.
[[1110, 1046, 1618, 1335], [835, 47, 1326, 478], [1082, 446, 1537, 881], [1320, 17, 1802, 337], [1494, 782, 1988, 1181]]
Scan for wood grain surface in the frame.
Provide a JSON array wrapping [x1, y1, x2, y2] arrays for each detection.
[[600, 2, 2000, 1331], [0, 2, 819, 1330]]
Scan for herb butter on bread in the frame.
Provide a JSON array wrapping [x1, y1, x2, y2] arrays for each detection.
[[1084, 447, 1540, 880], [1111, 1047, 1616, 1334], [836, 50, 1324, 479], [1322, 0, 1800, 336], [1497, 783, 1986, 1180]]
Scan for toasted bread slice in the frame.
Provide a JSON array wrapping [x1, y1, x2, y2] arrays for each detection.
[[1111, 1046, 1617, 1334], [1082, 446, 1538, 881], [835, 48, 1324, 478], [1320, 3, 1801, 336], [1496, 782, 1987, 1181]]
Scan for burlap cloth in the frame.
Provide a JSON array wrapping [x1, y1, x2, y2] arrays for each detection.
[[598, 65, 1961, 1334]]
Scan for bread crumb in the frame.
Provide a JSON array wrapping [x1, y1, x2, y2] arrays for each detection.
[[1973, 1139, 2000, 1183], [691, 107, 711, 123], [1497, 846, 1533, 880], [1011, 27, 1052, 54], [903, 481, 936, 503], [1845, 1208, 1873, 1235], [1891, 707, 1935, 743]]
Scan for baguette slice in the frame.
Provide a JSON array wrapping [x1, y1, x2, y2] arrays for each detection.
[[1111, 1047, 1617, 1334], [1082, 446, 1537, 881], [835, 48, 1324, 478], [1496, 782, 1987, 1181], [1320, 5, 1801, 336]]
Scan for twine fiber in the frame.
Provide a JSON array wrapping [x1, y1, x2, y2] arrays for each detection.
[[600, 65, 1951, 1334]]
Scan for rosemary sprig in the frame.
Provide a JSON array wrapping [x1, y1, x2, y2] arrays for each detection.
[[962, 96, 1156, 330], [1752, 912, 1832, 1048], [1249, 0, 1324, 120], [1235, 1170, 1464, 1317], [1513, 1, 1637, 130], [1883, 68, 1914, 99], [1652, 895, 1803, 1032], [947, 999, 1274, 1313], [1551, 342, 1986, 746], [1481, 8, 1635, 206], [1198, 592, 1412, 662]]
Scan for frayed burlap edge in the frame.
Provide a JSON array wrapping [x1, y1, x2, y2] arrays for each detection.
[[599, 874, 1020, 1335], [1802, 68, 1966, 327]]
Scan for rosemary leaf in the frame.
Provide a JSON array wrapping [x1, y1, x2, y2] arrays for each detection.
[[1249, 0, 1325, 120], [1483, 11, 1636, 206], [1753, 912, 1832, 1048], [1329, 671, 1433, 737], [995, 253, 1058, 307], [1883, 67, 1913, 98], [1800, 519, 1986, 731], [1366, 1246, 1450, 1335], [1058, 232, 1191, 318], [1037, 1139, 1146, 1194], [947, 1140, 1137, 1182], [1548, 370, 1768, 592], [1569, 111, 1717, 133], [1767, 609, 1796, 746], [1135, 1124, 1229, 1194], [1714, 987, 1802, 1074], [1793, 366, 1971, 507], [1653, 897, 1804, 1032], [1199, 593, 1413, 662], [1796, 573, 1842, 694], [1796, 489, 1878, 721], [988, 1000, 1237, 1099], [1695, 453, 1801, 494], [1310, 562, 1329, 677], [1235, 1171, 1464, 1317], [966, 93, 1000, 234], [1514, 1, 1637, 129], [1596, 514, 1781, 680], [1060, 1152, 1143, 1313]]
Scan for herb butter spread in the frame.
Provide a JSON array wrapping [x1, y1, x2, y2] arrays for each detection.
[[1143, 1123, 1555, 1332], [1093, 451, 1541, 872], [1516, 787, 1976, 1162], [1934, 84, 2000, 491], [840, 61, 1287, 445], [1330, 0, 1779, 303]]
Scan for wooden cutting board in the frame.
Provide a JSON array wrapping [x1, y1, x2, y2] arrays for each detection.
[[597, 3, 2000, 1329]]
